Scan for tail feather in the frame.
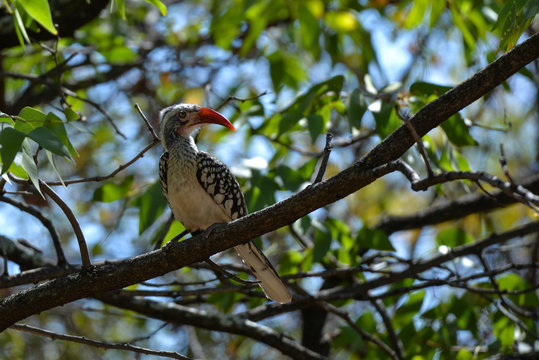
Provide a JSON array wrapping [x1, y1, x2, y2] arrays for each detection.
[[234, 242, 291, 303]]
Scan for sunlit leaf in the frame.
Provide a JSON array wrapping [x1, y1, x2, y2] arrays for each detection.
[[436, 228, 474, 247], [404, 0, 428, 29], [144, 0, 167, 15], [18, 0, 57, 35]]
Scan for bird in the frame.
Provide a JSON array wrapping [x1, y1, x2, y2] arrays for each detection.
[[158, 103, 291, 304]]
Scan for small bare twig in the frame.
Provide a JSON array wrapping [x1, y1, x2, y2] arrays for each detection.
[[39, 181, 90, 267], [205, 258, 260, 286], [47, 140, 160, 186], [314, 133, 333, 183], [499, 144, 514, 184], [63, 88, 127, 139], [0, 195, 66, 264], [385, 160, 539, 213], [370, 299, 404, 360], [134, 103, 160, 141], [10, 323, 195, 360], [215, 90, 268, 111], [395, 105, 434, 177], [153, 214, 175, 250], [320, 302, 399, 360]]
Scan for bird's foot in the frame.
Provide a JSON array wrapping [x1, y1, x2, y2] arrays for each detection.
[[203, 222, 226, 240]]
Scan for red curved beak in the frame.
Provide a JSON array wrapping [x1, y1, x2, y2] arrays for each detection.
[[199, 107, 236, 132]]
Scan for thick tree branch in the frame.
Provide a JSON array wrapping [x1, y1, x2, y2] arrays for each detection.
[[0, 33, 537, 331]]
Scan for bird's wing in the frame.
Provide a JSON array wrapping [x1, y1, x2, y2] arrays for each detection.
[[196, 151, 247, 221], [196, 151, 291, 303], [159, 151, 169, 201]]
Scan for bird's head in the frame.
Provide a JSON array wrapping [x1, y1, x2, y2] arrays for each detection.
[[160, 103, 235, 146]]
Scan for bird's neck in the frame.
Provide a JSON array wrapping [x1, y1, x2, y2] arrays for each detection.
[[167, 135, 198, 173]]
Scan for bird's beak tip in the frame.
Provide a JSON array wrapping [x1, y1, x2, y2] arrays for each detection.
[[199, 107, 236, 132]]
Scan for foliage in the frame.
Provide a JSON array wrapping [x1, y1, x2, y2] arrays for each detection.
[[0, 0, 538, 359]]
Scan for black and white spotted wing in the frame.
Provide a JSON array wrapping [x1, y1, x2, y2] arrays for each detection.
[[159, 151, 169, 201], [196, 151, 247, 221]]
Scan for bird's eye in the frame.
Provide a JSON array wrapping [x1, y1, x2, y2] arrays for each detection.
[[177, 111, 187, 119]]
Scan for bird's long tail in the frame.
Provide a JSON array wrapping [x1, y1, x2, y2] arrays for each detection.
[[234, 242, 291, 304]]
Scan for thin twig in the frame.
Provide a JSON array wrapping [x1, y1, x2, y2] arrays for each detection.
[[0, 195, 66, 264], [63, 88, 127, 139], [10, 323, 195, 360], [499, 144, 514, 184], [320, 302, 399, 360], [205, 258, 260, 286], [134, 103, 160, 141], [215, 90, 268, 110], [395, 105, 434, 177], [39, 181, 90, 267], [314, 133, 333, 183], [370, 299, 404, 360], [46, 140, 160, 186]]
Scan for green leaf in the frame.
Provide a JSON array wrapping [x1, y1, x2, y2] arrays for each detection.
[[0, 127, 26, 175], [409, 81, 452, 98], [20, 138, 41, 195], [144, 0, 167, 15], [404, 0, 428, 29], [372, 102, 400, 139], [45, 150, 65, 186], [18, 0, 57, 35], [347, 88, 367, 131], [307, 114, 324, 143], [13, 7, 31, 45], [267, 50, 307, 91], [64, 108, 80, 122], [161, 220, 186, 246], [132, 181, 168, 234], [492, 311, 514, 349], [0, 113, 15, 126], [441, 114, 477, 147], [298, 3, 321, 58], [356, 227, 395, 251], [492, 0, 538, 51], [16, 107, 47, 133], [436, 228, 474, 248], [394, 291, 425, 327], [93, 176, 134, 202], [115, 0, 126, 20], [313, 226, 332, 262], [28, 127, 71, 158], [325, 11, 357, 32], [45, 113, 79, 158], [283, 75, 344, 116]]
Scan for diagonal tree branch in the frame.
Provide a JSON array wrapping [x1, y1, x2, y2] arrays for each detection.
[[98, 294, 326, 360], [0, 32, 537, 332], [376, 171, 539, 234]]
